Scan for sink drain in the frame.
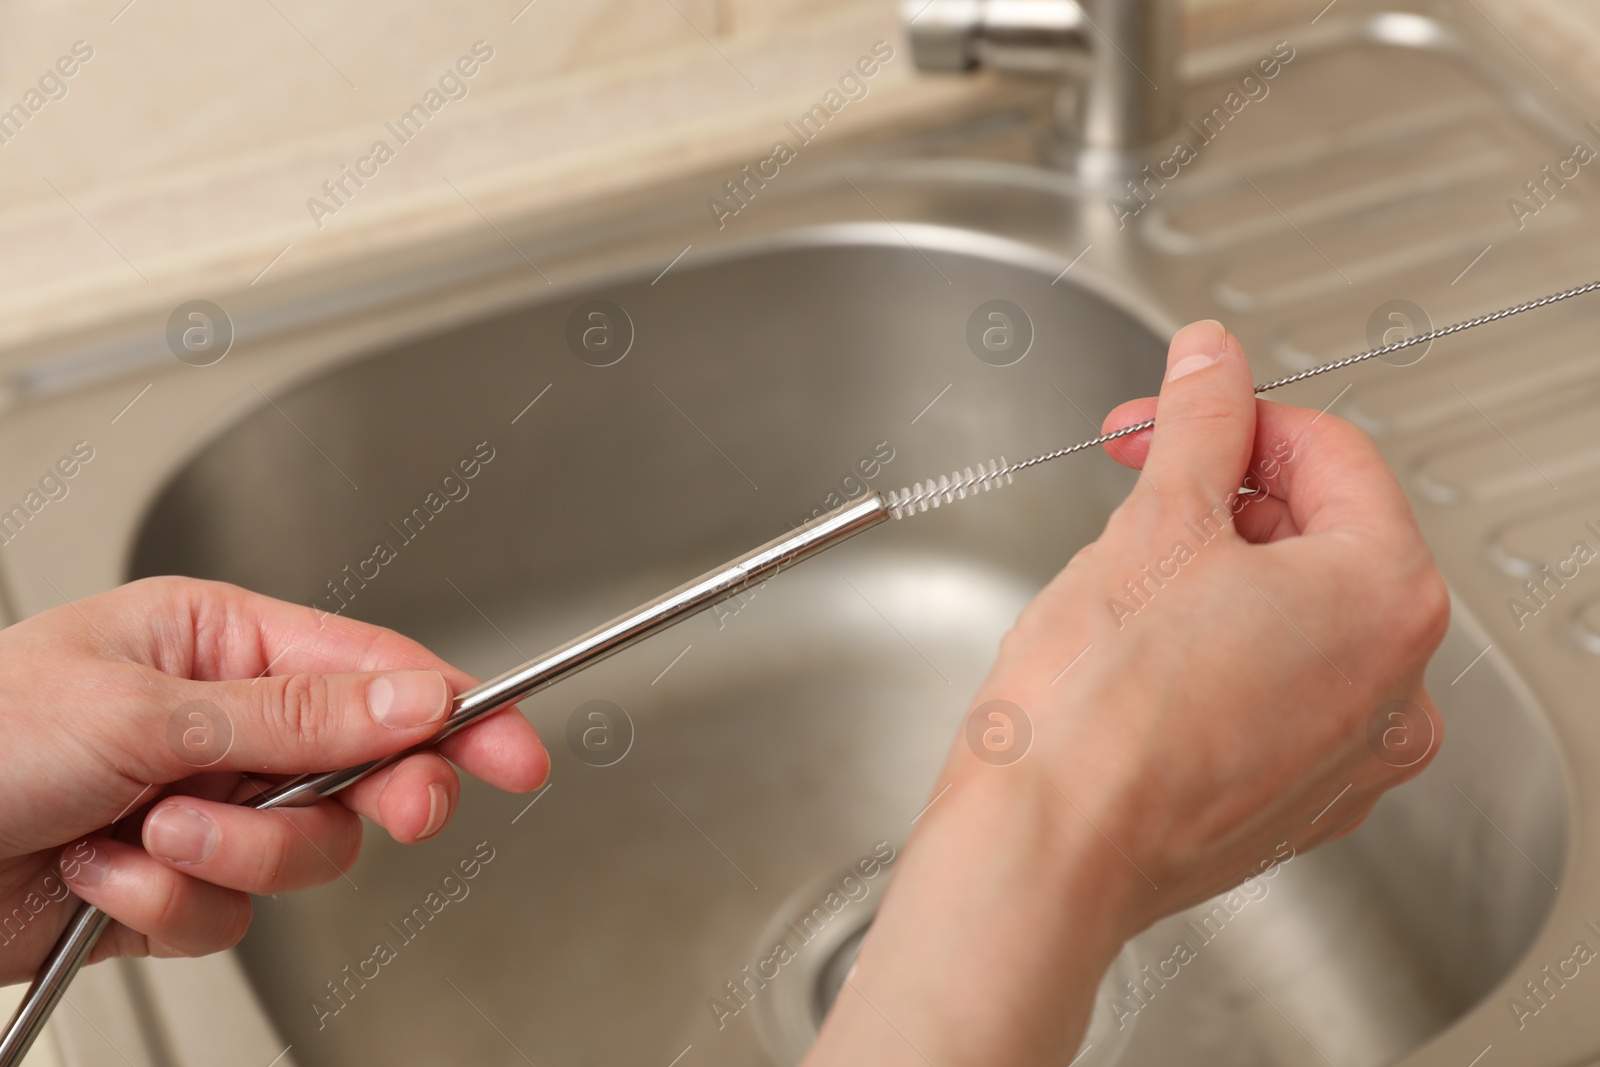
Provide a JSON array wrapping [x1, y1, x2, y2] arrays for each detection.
[[747, 867, 888, 1066], [749, 866, 1143, 1066], [810, 921, 869, 1026], [807, 920, 1140, 1065]]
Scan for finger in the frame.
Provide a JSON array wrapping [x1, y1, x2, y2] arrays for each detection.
[[339, 751, 463, 844], [1328, 795, 1381, 841], [1138, 320, 1258, 513], [150, 668, 455, 780], [141, 795, 362, 894], [1104, 393, 1299, 541], [1102, 395, 1287, 493], [118, 577, 548, 792], [1102, 394, 1300, 542], [433, 704, 550, 794], [1106, 392, 1416, 549], [1231, 492, 1298, 543], [192, 677, 544, 795], [1380, 686, 1444, 785], [59, 836, 251, 959], [1100, 396, 1156, 467], [118, 577, 482, 690], [1233, 399, 1418, 544], [215, 584, 549, 789]]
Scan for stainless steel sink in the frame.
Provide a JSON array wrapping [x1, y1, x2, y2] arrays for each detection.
[[3, 1, 1599, 1064], [128, 232, 1173, 1067], [123, 230, 1569, 1067]]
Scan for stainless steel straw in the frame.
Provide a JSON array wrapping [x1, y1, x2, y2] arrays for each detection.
[[3, 278, 1597, 1065], [0, 498, 889, 1065]]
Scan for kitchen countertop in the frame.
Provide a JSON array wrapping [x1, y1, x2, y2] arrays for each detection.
[[0, 0, 1595, 378]]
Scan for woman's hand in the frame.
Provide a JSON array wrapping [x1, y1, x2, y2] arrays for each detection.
[[808, 320, 1450, 1066], [0, 577, 548, 985]]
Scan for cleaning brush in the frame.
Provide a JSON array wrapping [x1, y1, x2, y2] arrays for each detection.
[[881, 278, 1600, 519], [886, 458, 1015, 518]]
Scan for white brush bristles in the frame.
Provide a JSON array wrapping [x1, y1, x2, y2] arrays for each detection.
[[885, 457, 1014, 519]]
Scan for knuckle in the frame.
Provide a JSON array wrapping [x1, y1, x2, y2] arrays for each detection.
[[103, 923, 154, 963], [1155, 396, 1246, 453], [214, 897, 253, 952], [1123, 454, 1229, 516], [995, 621, 1033, 663], [265, 673, 336, 750], [1425, 706, 1446, 761], [251, 820, 295, 889], [1295, 408, 1363, 458], [1107, 482, 1164, 532], [1064, 540, 1097, 571], [150, 869, 189, 936], [1330, 808, 1374, 841], [121, 574, 188, 599], [1169, 400, 1238, 428], [1389, 726, 1443, 784], [1170, 483, 1238, 528], [1324, 411, 1375, 451], [334, 818, 364, 874], [1382, 556, 1451, 650], [1413, 568, 1452, 648]]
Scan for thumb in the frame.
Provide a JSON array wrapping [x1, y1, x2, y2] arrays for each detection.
[[157, 669, 453, 777], [1138, 319, 1257, 513]]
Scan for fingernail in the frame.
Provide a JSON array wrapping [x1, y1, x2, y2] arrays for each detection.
[[529, 737, 552, 791], [145, 804, 218, 865], [1166, 320, 1226, 381], [419, 783, 449, 840], [63, 842, 109, 886], [369, 671, 450, 729]]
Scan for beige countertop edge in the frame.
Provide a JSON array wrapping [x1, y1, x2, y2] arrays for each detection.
[[1, 0, 1598, 366], [0, 3, 982, 363], [0, 72, 1001, 358]]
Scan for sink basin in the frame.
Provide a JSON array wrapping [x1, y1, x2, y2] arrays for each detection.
[[0, 1, 1593, 1063], [126, 231, 1567, 1066]]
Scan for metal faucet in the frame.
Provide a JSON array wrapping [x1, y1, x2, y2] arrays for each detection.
[[903, 0, 1181, 164]]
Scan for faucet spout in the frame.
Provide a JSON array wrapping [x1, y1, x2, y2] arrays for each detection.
[[903, 0, 1181, 158]]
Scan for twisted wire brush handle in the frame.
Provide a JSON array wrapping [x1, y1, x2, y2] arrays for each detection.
[[4, 278, 1597, 1064], [881, 278, 1600, 517], [991, 278, 1600, 483]]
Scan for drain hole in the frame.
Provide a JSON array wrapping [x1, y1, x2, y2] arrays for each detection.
[[749, 876, 889, 1066], [800, 917, 1140, 1067], [810, 920, 870, 1026]]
